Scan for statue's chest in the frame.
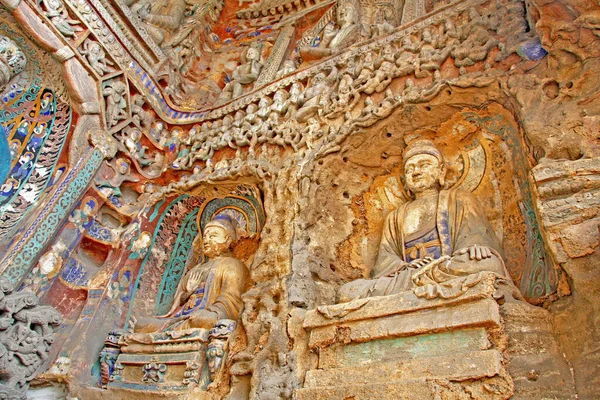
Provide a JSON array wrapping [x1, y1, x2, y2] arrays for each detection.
[[403, 200, 437, 237]]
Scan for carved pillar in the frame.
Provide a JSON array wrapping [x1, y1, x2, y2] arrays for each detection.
[[206, 319, 236, 383], [99, 330, 124, 388], [400, 0, 427, 24], [255, 24, 296, 87]]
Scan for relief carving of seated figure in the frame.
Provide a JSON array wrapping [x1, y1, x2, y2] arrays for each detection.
[[132, 215, 249, 334], [126, 0, 186, 46], [338, 139, 514, 303], [216, 45, 263, 104], [300, 3, 361, 61]]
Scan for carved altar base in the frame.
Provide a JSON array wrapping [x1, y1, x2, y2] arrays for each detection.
[[296, 273, 576, 399], [297, 273, 511, 399], [106, 329, 209, 395]]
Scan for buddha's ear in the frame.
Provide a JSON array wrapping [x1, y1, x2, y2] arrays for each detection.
[[439, 163, 447, 187]]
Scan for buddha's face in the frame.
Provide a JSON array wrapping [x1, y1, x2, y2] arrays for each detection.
[[246, 47, 259, 61], [82, 204, 93, 216], [337, 5, 357, 27], [203, 226, 232, 258], [134, 232, 151, 251], [404, 154, 443, 194], [422, 29, 432, 43], [118, 161, 129, 175], [313, 73, 325, 83]]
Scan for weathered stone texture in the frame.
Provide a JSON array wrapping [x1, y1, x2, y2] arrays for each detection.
[[0, 0, 596, 398]]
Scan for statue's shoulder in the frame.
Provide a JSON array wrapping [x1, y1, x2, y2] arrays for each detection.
[[445, 189, 485, 212], [216, 256, 248, 273], [384, 206, 403, 222], [444, 188, 477, 201]]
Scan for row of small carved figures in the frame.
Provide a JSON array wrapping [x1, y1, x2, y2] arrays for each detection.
[[34, 0, 527, 147], [130, 0, 515, 126], [0, 278, 62, 390], [115, 71, 444, 177], [104, 1, 527, 178], [223, 0, 520, 106]]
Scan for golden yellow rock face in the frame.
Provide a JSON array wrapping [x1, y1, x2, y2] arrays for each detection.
[[0, 0, 598, 398]]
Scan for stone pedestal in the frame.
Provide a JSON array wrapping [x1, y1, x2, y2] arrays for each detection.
[[502, 302, 576, 399], [296, 274, 513, 399], [296, 273, 578, 399], [107, 329, 209, 394], [97, 319, 237, 398]]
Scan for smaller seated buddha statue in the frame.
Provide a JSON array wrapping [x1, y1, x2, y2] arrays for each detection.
[[216, 45, 263, 104], [127, 0, 186, 46], [300, 3, 362, 61], [131, 215, 249, 333], [338, 139, 516, 303]]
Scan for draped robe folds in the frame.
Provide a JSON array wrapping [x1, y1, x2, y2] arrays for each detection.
[[133, 256, 248, 333], [338, 189, 510, 302]]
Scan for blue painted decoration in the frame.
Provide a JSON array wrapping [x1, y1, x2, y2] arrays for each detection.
[[0, 126, 9, 185]]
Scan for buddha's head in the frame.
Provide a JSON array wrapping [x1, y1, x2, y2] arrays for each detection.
[[337, 3, 358, 28], [245, 46, 260, 62], [116, 158, 130, 175], [258, 97, 270, 108], [402, 139, 446, 195], [274, 89, 288, 102], [246, 103, 257, 114], [422, 28, 433, 44], [203, 215, 237, 258]]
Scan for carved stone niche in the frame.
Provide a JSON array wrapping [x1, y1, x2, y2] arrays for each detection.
[[98, 188, 264, 398], [292, 108, 576, 399]]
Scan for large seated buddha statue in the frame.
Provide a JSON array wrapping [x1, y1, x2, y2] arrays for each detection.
[[132, 215, 249, 333], [338, 139, 515, 303]]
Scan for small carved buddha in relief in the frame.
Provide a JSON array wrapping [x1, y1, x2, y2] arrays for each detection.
[[300, 3, 361, 61], [128, 0, 186, 46]]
